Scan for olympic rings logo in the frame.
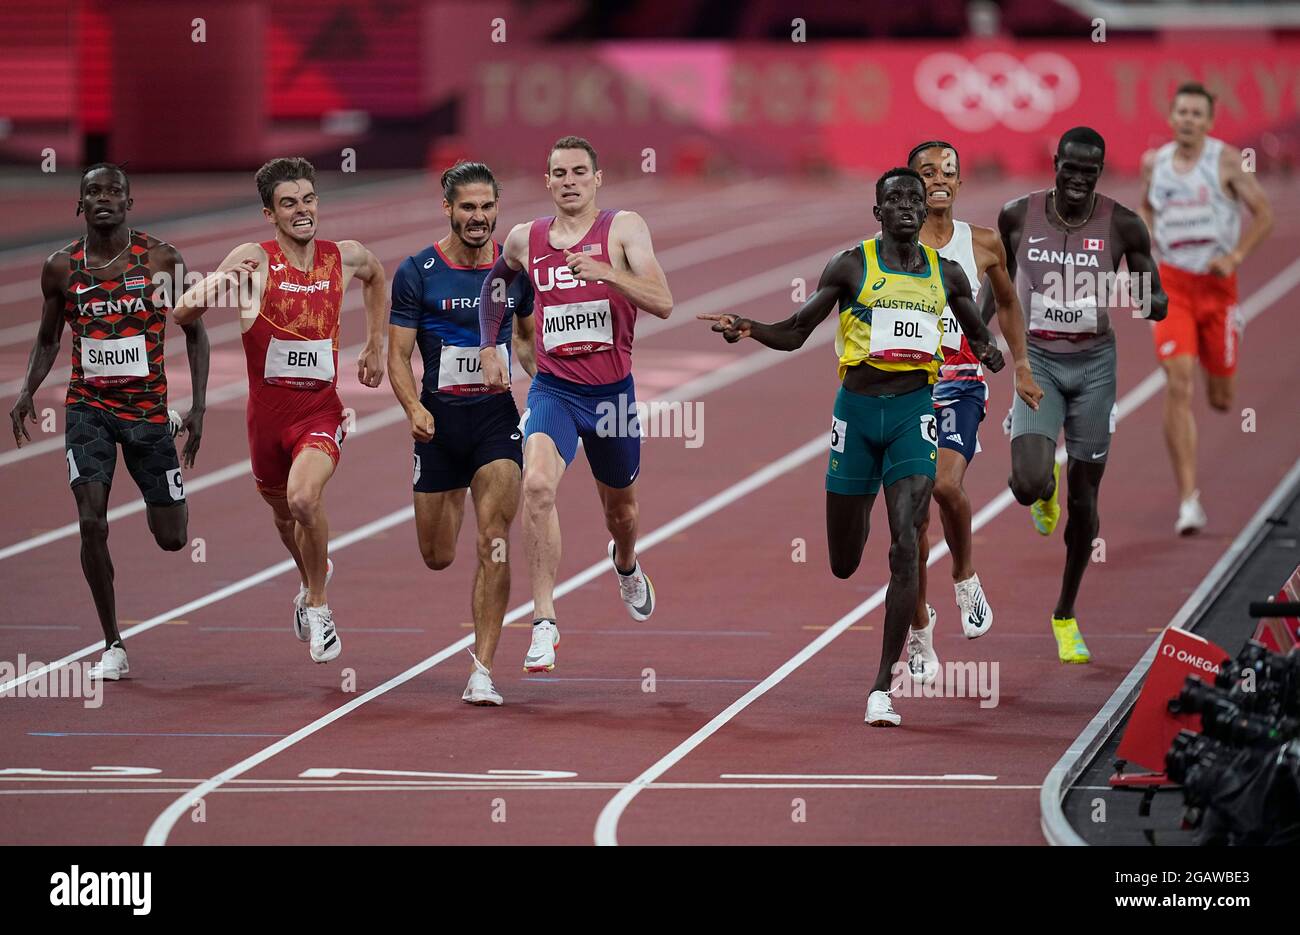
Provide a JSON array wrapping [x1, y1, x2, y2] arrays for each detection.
[[914, 52, 1081, 132]]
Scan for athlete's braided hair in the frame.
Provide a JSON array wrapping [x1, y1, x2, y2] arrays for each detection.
[[440, 161, 500, 202], [906, 141, 960, 177], [875, 167, 925, 204]]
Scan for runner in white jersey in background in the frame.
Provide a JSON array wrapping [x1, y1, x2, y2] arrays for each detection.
[[903, 141, 1042, 683], [1139, 82, 1273, 535]]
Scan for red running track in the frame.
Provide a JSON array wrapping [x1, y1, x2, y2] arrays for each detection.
[[0, 175, 1297, 845]]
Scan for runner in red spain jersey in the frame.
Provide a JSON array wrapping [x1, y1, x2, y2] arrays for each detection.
[[176, 157, 386, 665], [9, 164, 211, 682]]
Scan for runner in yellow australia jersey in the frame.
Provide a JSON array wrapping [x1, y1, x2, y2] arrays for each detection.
[[700, 168, 1004, 728]]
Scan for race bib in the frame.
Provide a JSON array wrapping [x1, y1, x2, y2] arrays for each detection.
[[1029, 291, 1099, 336], [439, 342, 508, 395], [867, 305, 941, 361], [81, 334, 148, 384], [940, 306, 963, 352], [264, 336, 335, 387], [542, 299, 613, 357], [1156, 203, 1218, 247]]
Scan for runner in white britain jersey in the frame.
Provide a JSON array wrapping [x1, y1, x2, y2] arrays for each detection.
[[1139, 82, 1273, 535], [902, 142, 1041, 684]]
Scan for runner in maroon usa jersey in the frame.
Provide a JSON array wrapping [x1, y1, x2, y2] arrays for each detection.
[[477, 136, 674, 674], [9, 164, 211, 682], [176, 157, 387, 665]]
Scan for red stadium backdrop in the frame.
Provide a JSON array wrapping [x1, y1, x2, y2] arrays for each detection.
[[0, 2, 1296, 172]]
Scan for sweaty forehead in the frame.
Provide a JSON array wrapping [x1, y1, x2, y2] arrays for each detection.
[[1059, 142, 1103, 165], [549, 150, 593, 172], [273, 180, 315, 202], [882, 177, 924, 198], [917, 147, 958, 175], [83, 170, 127, 191]]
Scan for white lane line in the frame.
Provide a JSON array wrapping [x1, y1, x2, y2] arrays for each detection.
[[591, 253, 1300, 846], [718, 773, 997, 781], [0, 186, 843, 467], [141, 432, 827, 845], [0, 404, 409, 562], [0, 174, 750, 349], [0, 248, 842, 553], [5, 783, 1048, 798]]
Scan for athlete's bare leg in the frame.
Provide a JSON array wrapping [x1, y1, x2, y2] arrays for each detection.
[[144, 502, 188, 553], [1161, 354, 1198, 501], [468, 459, 521, 671], [521, 433, 565, 620], [914, 448, 974, 628], [72, 482, 120, 649], [596, 477, 639, 573], [826, 491, 873, 580], [1206, 372, 1234, 412], [872, 474, 933, 694], [414, 488, 468, 572], [285, 448, 337, 607], [261, 492, 307, 592], [1009, 434, 1057, 505], [1056, 458, 1105, 619]]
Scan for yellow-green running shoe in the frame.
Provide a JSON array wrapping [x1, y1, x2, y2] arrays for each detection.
[[1031, 460, 1061, 536], [1052, 616, 1091, 664]]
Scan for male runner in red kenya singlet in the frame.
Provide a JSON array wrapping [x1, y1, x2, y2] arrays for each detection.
[[176, 157, 387, 664]]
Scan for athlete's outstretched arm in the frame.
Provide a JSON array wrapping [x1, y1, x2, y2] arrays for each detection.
[[940, 258, 1003, 374], [158, 243, 210, 467], [572, 211, 672, 319], [1214, 143, 1274, 278], [972, 227, 1041, 409], [174, 242, 263, 325], [1115, 207, 1168, 322], [340, 239, 387, 388], [10, 252, 68, 447], [479, 222, 530, 392], [699, 247, 860, 351]]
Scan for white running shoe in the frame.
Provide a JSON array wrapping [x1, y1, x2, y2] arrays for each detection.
[[306, 605, 341, 663], [906, 605, 939, 684], [293, 558, 335, 642], [865, 690, 901, 727], [524, 620, 560, 672], [608, 540, 655, 621], [462, 651, 503, 706], [89, 645, 129, 681], [1176, 491, 1207, 536], [955, 573, 993, 639]]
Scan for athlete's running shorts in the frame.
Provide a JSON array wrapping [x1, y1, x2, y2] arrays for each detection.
[[1153, 263, 1241, 377], [522, 371, 640, 489], [1012, 338, 1117, 463], [247, 392, 346, 498], [826, 384, 937, 496], [933, 382, 986, 463], [65, 403, 185, 505], [413, 391, 523, 493]]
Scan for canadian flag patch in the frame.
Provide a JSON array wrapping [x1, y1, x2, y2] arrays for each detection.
[[1083, 238, 1104, 251]]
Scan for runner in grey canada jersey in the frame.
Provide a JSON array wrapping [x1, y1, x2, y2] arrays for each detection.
[[996, 126, 1168, 665]]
